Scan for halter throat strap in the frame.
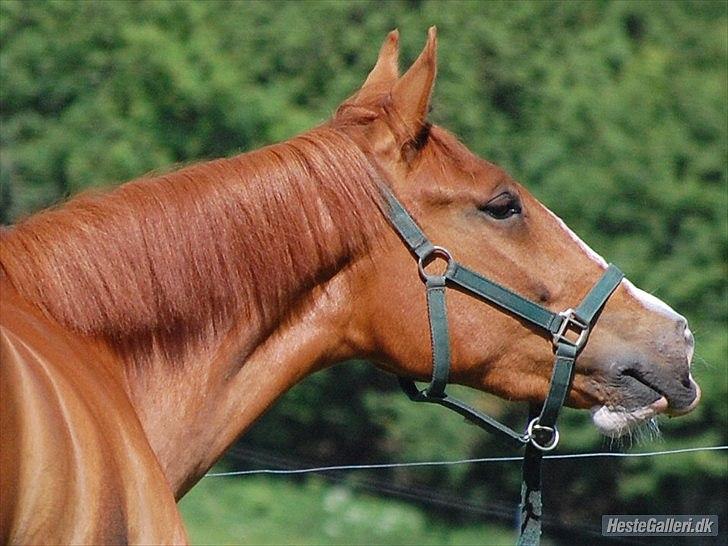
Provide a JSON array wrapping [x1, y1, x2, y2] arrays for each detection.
[[382, 187, 624, 450]]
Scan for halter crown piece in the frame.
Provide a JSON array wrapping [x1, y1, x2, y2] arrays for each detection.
[[381, 186, 623, 546]]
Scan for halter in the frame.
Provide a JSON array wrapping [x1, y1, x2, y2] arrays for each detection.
[[381, 186, 623, 545]]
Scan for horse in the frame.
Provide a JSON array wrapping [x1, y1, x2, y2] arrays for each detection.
[[0, 28, 700, 544]]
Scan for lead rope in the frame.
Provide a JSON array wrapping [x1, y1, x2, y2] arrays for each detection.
[[380, 185, 624, 546], [518, 406, 545, 545]]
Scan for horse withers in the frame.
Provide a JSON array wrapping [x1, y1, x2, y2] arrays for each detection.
[[0, 28, 700, 544]]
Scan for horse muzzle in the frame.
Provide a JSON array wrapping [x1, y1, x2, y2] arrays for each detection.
[[587, 320, 701, 437]]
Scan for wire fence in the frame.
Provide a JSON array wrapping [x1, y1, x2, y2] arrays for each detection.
[[205, 444, 727, 477], [200, 444, 727, 544]]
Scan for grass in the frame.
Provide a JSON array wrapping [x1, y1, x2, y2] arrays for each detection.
[[179, 475, 516, 545]]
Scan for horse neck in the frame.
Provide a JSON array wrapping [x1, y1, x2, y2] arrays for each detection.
[[116, 129, 384, 497], [127, 273, 355, 498], [1, 125, 385, 497]]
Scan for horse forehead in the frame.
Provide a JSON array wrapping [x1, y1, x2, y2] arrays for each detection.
[[417, 157, 512, 195]]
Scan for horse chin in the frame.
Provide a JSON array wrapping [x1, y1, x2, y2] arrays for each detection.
[[590, 397, 668, 438]]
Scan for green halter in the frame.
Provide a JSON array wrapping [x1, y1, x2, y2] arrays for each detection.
[[381, 186, 623, 545]]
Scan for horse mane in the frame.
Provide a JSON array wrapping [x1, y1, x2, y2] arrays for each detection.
[[0, 123, 387, 364]]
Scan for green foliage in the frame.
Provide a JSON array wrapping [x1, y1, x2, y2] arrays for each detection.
[[2, 0, 726, 543]]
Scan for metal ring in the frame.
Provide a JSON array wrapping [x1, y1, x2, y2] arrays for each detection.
[[526, 417, 560, 452], [418, 246, 454, 282]]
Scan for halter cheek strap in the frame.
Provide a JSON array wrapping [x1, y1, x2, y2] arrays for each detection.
[[381, 187, 623, 545]]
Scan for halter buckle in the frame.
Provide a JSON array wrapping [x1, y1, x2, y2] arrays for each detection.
[[553, 308, 589, 351], [526, 417, 560, 451]]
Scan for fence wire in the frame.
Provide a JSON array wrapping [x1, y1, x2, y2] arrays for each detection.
[[201, 444, 727, 544], [205, 445, 727, 477]]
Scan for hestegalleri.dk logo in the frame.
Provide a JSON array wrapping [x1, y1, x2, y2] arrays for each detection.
[[602, 515, 718, 537]]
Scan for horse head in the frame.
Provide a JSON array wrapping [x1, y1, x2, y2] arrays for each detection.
[[335, 28, 700, 438]]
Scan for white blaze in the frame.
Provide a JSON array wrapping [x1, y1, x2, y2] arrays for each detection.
[[544, 209, 609, 268], [545, 208, 679, 320], [621, 279, 680, 320]]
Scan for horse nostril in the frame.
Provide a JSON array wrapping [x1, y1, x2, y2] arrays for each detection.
[[684, 327, 695, 349], [675, 315, 687, 331], [675, 316, 691, 341]]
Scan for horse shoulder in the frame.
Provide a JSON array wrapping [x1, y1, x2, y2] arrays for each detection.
[[0, 283, 187, 545]]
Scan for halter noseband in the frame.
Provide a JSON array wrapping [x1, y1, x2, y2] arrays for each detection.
[[381, 186, 623, 544]]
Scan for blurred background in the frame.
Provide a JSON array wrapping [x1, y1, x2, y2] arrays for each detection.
[[1, 1, 726, 544]]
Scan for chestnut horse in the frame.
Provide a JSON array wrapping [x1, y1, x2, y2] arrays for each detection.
[[0, 29, 700, 544]]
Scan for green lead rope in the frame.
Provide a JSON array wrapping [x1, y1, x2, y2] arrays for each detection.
[[518, 407, 545, 546], [380, 186, 624, 545]]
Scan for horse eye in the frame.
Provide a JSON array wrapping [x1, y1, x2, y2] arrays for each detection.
[[479, 192, 522, 220]]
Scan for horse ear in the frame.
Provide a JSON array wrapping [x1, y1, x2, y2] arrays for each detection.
[[390, 26, 437, 140], [361, 30, 400, 90]]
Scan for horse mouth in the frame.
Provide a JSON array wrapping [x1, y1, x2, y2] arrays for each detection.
[[590, 371, 701, 438]]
